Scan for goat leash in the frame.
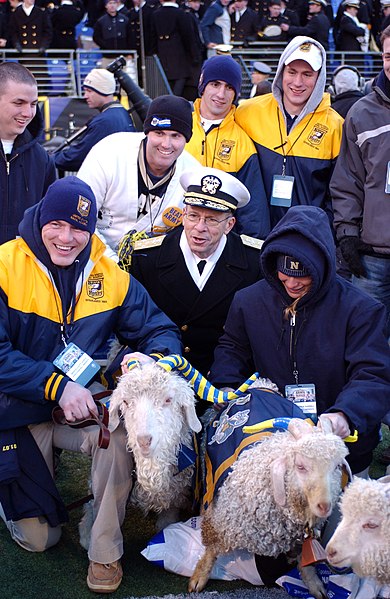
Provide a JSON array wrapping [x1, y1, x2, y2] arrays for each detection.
[[154, 354, 259, 404], [52, 392, 112, 449]]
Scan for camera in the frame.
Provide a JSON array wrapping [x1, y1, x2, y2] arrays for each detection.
[[106, 55, 151, 127]]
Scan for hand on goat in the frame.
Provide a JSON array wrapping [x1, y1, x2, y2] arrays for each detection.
[[318, 412, 350, 439], [58, 381, 98, 421], [120, 351, 155, 373]]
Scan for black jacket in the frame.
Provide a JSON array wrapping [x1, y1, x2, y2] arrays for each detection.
[[331, 89, 364, 118], [129, 227, 261, 377], [9, 4, 53, 50], [150, 5, 196, 80], [287, 11, 330, 50], [93, 11, 131, 49], [230, 7, 260, 43], [50, 3, 84, 49], [0, 107, 57, 245]]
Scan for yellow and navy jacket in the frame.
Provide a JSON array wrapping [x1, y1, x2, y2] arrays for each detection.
[[0, 204, 181, 428], [236, 93, 343, 228], [236, 36, 343, 229], [186, 99, 270, 239]]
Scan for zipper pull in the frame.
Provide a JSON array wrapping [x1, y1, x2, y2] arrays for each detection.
[[290, 313, 296, 327], [60, 324, 67, 348], [6, 160, 10, 176], [201, 140, 205, 155]]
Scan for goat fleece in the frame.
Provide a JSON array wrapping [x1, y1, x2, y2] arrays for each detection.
[[326, 475, 390, 584], [189, 416, 349, 599], [109, 362, 201, 518]]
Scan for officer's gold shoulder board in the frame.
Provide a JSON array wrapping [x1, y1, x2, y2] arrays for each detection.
[[133, 236, 166, 251], [240, 235, 264, 250]]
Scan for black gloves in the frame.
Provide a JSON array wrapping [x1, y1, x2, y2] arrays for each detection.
[[339, 236, 373, 278]]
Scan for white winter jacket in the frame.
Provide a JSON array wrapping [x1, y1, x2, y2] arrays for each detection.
[[78, 132, 200, 255]]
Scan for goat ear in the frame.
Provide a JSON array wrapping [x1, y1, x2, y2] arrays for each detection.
[[184, 403, 202, 433], [288, 419, 314, 439], [108, 389, 123, 432], [270, 456, 287, 506]]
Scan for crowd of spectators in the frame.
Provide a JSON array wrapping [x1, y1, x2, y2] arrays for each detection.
[[0, 0, 390, 87], [0, 0, 389, 104]]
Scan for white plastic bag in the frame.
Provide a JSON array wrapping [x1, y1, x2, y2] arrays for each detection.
[[277, 563, 390, 599], [141, 516, 263, 585]]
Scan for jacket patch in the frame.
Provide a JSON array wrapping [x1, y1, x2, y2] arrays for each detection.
[[217, 139, 236, 162], [306, 123, 328, 146], [87, 274, 104, 299]]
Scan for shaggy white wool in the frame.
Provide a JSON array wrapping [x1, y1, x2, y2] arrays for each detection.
[[327, 476, 390, 584], [203, 429, 348, 557], [109, 364, 201, 514]]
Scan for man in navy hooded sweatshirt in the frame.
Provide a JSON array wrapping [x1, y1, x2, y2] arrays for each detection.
[[210, 205, 390, 477]]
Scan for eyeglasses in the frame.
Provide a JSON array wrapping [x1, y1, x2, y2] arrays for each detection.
[[184, 213, 232, 227]]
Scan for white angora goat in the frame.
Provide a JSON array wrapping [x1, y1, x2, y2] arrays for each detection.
[[109, 361, 202, 528], [189, 418, 349, 599], [326, 475, 390, 585]]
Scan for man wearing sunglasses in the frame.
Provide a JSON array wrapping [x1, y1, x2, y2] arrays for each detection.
[[121, 167, 262, 409]]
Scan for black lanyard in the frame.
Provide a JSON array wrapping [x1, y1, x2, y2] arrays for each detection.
[[276, 109, 317, 176]]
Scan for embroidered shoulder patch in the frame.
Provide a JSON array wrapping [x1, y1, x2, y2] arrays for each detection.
[[240, 234, 264, 250], [133, 236, 166, 251]]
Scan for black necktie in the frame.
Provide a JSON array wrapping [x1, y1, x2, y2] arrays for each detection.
[[197, 260, 207, 275]]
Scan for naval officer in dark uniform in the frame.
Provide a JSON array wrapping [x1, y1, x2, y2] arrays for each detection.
[[120, 167, 262, 394]]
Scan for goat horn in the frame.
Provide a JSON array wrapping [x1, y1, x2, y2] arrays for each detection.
[[156, 354, 258, 404]]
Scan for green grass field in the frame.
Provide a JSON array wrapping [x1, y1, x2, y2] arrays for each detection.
[[1, 427, 389, 599]]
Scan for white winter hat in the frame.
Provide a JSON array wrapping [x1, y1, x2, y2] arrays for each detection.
[[285, 41, 323, 71], [83, 68, 116, 96]]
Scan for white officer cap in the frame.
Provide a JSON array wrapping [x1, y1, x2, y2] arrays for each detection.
[[181, 167, 250, 212]]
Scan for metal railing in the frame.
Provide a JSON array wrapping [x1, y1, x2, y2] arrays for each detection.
[[0, 48, 171, 98], [0, 44, 382, 102]]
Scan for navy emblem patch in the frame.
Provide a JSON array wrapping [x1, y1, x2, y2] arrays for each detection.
[[77, 195, 91, 217], [201, 174, 222, 195], [87, 274, 104, 299], [307, 123, 328, 146], [217, 139, 235, 162]]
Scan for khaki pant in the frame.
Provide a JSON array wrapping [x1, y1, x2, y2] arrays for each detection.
[[0, 421, 133, 564]]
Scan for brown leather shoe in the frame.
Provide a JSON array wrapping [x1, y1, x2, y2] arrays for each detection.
[[87, 560, 123, 593]]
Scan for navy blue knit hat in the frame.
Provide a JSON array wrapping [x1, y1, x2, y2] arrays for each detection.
[[39, 176, 97, 235], [198, 55, 242, 99], [276, 254, 310, 277]]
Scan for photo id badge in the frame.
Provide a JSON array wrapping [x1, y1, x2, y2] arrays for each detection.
[[270, 175, 294, 207], [53, 342, 101, 387], [285, 383, 317, 423], [386, 161, 390, 194]]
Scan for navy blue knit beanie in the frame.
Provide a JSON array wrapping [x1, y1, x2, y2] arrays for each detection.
[[198, 55, 242, 99], [39, 176, 97, 235]]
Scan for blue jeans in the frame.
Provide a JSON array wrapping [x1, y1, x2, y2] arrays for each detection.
[[352, 255, 390, 341]]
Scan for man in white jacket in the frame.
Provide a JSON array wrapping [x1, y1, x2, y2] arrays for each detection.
[[78, 95, 200, 258]]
